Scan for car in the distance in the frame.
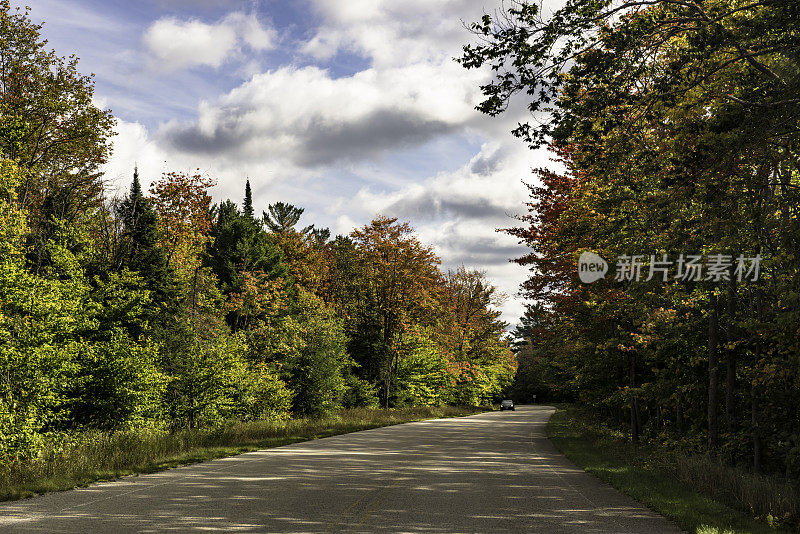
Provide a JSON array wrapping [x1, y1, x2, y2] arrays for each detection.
[[500, 399, 515, 411]]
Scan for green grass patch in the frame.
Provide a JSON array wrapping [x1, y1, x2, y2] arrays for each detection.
[[547, 405, 796, 533], [0, 405, 487, 502]]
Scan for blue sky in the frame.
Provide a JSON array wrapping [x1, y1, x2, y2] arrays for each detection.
[[20, 0, 556, 325]]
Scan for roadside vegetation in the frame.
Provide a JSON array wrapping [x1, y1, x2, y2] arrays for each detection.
[[459, 0, 800, 531], [548, 406, 798, 533], [0, 406, 486, 501], [0, 2, 514, 490]]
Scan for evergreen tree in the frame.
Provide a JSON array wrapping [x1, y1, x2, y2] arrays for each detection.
[[308, 227, 331, 247], [243, 179, 254, 219], [118, 167, 178, 333], [263, 202, 309, 234], [286, 291, 351, 417], [120, 167, 156, 264], [205, 200, 286, 298]]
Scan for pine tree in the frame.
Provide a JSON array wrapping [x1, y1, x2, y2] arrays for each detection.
[[119, 167, 179, 333], [263, 202, 305, 233], [120, 167, 158, 262], [243, 179, 254, 219], [310, 227, 331, 247], [205, 200, 286, 298]]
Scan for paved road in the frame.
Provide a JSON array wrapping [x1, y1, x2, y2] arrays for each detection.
[[0, 406, 683, 533]]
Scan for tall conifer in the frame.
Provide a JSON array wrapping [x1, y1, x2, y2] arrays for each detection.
[[243, 179, 254, 219]]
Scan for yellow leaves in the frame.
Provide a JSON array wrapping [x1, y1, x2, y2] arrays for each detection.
[[272, 230, 325, 294], [225, 271, 288, 322], [0, 158, 26, 259], [149, 171, 215, 275]]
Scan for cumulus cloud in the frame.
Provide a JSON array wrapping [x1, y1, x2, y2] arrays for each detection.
[[303, 0, 486, 68], [143, 12, 276, 71], [157, 60, 486, 168], [298, 109, 453, 167], [102, 120, 172, 194], [356, 142, 532, 222], [422, 220, 531, 325]]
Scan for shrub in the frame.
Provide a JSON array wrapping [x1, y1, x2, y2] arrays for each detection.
[[71, 331, 167, 430], [342, 374, 379, 408], [394, 330, 449, 407], [165, 333, 291, 428]]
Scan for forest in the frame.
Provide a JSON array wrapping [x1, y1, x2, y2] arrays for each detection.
[[464, 0, 800, 482], [0, 2, 515, 463]]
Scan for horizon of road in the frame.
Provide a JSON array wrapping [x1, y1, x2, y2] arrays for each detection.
[[0, 405, 684, 533]]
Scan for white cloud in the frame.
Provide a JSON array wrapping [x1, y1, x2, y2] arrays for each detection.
[[143, 12, 276, 71], [357, 143, 530, 221], [103, 120, 171, 195], [303, 0, 489, 68], [157, 59, 487, 169], [238, 13, 275, 50], [334, 214, 358, 236]]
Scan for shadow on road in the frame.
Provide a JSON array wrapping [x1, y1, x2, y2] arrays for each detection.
[[0, 406, 682, 533]]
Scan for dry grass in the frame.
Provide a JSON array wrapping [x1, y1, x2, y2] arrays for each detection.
[[547, 405, 799, 533], [0, 406, 486, 501]]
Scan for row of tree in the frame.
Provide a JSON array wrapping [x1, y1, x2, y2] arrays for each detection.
[[0, 2, 515, 461], [463, 0, 800, 479]]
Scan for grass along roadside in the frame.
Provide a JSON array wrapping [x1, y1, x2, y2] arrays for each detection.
[[1, 405, 487, 502], [546, 405, 798, 534]]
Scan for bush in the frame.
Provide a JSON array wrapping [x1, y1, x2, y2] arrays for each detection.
[[342, 374, 379, 408], [71, 331, 167, 430], [228, 362, 292, 423], [165, 333, 291, 429], [394, 330, 449, 407], [285, 291, 352, 417]]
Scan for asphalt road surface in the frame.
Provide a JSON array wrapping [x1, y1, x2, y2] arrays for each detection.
[[0, 405, 683, 533]]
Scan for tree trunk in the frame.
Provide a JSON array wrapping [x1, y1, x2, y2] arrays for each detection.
[[752, 287, 763, 472], [636, 401, 644, 437], [708, 292, 719, 451], [383, 356, 391, 409], [629, 352, 640, 442], [725, 272, 736, 432], [751, 381, 761, 473], [654, 404, 659, 433], [382, 311, 393, 409]]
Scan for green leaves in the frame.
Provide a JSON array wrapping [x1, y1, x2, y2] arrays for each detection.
[[0, 0, 520, 457], [164, 333, 291, 429], [484, 0, 800, 483], [71, 331, 166, 430], [0, 1, 114, 223]]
